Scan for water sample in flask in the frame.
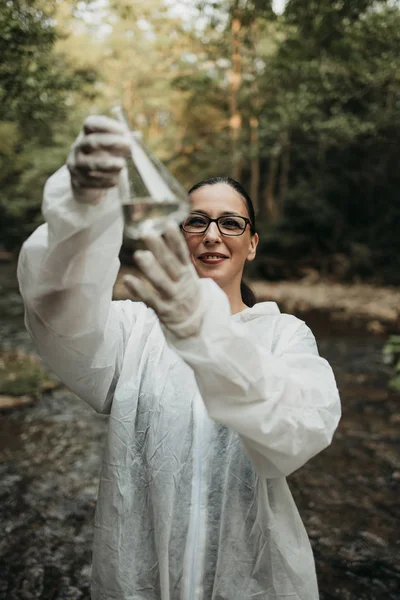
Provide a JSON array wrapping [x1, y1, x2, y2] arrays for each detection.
[[112, 105, 190, 240]]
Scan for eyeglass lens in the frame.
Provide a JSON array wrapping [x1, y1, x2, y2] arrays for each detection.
[[182, 215, 246, 235]]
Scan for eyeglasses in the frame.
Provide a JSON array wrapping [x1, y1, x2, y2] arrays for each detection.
[[181, 213, 252, 236]]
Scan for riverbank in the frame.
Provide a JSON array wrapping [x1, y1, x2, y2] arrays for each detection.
[[252, 279, 400, 333], [2, 258, 400, 333], [114, 267, 400, 333]]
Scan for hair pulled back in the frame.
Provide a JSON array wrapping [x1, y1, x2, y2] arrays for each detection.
[[188, 177, 257, 308]]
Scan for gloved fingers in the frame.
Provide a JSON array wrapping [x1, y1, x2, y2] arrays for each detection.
[[133, 250, 176, 299], [69, 161, 121, 189], [123, 275, 163, 313], [85, 170, 120, 182], [71, 186, 104, 205], [142, 234, 186, 282], [67, 120, 128, 203], [71, 173, 119, 189], [83, 115, 129, 136], [163, 221, 191, 266], [74, 153, 126, 174], [79, 133, 131, 157]]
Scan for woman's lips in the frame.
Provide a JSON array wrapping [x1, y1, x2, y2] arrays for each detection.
[[197, 254, 228, 264]]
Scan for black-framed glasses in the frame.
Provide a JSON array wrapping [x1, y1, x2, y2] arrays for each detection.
[[181, 213, 252, 236]]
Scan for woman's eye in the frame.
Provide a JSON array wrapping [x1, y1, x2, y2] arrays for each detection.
[[186, 217, 208, 226], [221, 218, 241, 229]]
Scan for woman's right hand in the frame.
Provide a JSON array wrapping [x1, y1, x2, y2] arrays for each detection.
[[67, 115, 131, 205]]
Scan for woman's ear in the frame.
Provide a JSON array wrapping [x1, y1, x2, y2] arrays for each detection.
[[247, 233, 259, 262]]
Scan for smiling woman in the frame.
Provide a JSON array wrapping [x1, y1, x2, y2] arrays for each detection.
[[17, 115, 341, 600], [185, 177, 259, 312]]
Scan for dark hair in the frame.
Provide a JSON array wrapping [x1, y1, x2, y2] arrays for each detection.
[[188, 176, 257, 308]]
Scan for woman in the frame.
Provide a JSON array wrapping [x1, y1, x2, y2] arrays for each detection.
[[18, 115, 341, 600]]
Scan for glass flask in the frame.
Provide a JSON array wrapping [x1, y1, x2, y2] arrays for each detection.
[[112, 106, 190, 240]]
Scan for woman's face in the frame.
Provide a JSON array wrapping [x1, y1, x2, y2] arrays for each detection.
[[184, 183, 259, 290]]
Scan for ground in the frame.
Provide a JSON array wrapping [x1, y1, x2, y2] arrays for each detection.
[[1, 261, 400, 600]]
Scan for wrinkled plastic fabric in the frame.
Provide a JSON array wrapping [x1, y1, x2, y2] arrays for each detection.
[[17, 166, 341, 600]]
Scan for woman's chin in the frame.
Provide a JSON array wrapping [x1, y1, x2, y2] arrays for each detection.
[[195, 267, 222, 283], [197, 269, 218, 280], [193, 260, 230, 287]]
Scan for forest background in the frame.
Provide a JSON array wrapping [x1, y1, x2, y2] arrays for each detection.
[[1, 4, 400, 597], [1, 0, 400, 284]]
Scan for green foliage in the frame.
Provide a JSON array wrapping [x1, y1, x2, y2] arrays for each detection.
[[1, 0, 400, 284], [0, 349, 52, 397], [0, 0, 98, 250], [251, 1, 400, 281], [383, 336, 400, 392]]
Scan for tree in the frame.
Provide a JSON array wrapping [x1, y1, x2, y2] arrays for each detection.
[[2, 0, 400, 282], [0, 0, 98, 249], [264, 0, 400, 278]]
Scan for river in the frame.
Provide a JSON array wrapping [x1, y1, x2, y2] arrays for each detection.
[[0, 261, 399, 600]]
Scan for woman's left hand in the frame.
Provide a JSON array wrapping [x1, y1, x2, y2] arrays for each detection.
[[123, 221, 205, 339]]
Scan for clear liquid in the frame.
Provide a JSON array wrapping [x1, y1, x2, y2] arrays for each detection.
[[122, 199, 188, 240], [112, 106, 190, 240]]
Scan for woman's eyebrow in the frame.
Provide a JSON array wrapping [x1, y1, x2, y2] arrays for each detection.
[[190, 210, 244, 217]]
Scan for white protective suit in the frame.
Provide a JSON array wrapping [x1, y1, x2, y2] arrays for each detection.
[[17, 166, 341, 600]]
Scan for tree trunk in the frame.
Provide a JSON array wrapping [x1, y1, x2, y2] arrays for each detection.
[[249, 20, 260, 213], [122, 79, 136, 128], [278, 130, 291, 214], [149, 113, 160, 137], [266, 152, 279, 221], [250, 117, 260, 214], [229, 13, 242, 180], [386, 86, 394, 115]]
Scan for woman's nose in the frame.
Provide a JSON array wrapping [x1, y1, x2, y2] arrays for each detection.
[[203, 221, 222, 243]]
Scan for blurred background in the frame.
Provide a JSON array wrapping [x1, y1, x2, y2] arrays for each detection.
[[0, 1, 400, 599]]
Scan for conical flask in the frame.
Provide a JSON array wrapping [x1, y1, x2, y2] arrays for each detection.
[[112, 106, 189, 240]]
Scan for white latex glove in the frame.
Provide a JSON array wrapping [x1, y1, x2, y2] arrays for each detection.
[[123, 221, 206, 339], [66, 115, 131, 205]]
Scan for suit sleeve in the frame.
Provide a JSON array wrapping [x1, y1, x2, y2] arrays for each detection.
[[165, 279, 341, 478], [17, 166, 140, 413]]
